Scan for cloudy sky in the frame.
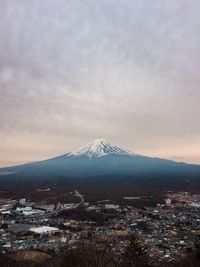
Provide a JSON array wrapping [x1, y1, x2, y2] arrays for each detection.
[[0, 0, 200, 167]]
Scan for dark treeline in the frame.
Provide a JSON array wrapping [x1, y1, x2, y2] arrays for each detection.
[[0, 236, 200, 267]]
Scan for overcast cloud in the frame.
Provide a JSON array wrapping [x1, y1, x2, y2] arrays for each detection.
[[0, 0, 200, 166]]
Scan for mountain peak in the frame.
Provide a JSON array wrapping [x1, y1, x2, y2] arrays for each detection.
[[71, 138, 132, 158]]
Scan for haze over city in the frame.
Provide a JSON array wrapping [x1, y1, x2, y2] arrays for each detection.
[[0, 0, 200, 167]]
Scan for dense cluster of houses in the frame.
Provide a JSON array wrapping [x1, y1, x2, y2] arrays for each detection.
[[0, 191, 200, 265]]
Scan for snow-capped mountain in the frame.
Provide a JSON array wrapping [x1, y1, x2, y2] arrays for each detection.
[[71, 138, 133, 158], [1, 138, 200, 182]]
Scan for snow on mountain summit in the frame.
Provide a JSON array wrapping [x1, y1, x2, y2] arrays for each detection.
[[71, 138, 133, 158]]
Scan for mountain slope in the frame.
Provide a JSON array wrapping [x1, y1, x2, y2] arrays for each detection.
[[0, 138, 200, 181]]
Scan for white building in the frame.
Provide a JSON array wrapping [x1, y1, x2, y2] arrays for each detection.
[[19, 199, 26, 205], [29, 226, 59, 235], [16, 207, 45, 216], [105, 204, 120, 210], [165, 198, 171, 206]]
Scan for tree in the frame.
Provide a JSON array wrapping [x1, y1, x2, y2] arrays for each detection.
[[122, 235, 150, 267], [61, 246, 118, 267]]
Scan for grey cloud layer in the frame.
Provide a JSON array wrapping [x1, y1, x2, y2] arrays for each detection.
[[0, 0, 200, 166]]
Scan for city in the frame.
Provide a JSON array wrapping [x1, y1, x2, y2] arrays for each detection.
[[1, 1, 200, 266], [0, 189, 200, 266]]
